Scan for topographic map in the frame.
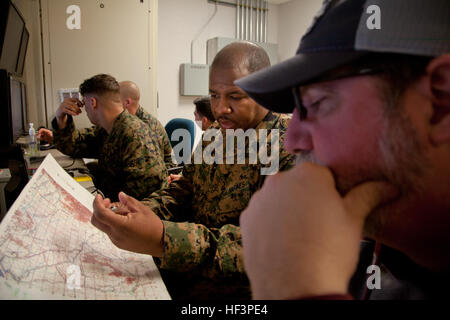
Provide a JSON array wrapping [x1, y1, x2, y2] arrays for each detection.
[[0, 154, 170, 299]]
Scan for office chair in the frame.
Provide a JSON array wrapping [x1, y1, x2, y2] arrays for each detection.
[[165, 118, 196, 165]]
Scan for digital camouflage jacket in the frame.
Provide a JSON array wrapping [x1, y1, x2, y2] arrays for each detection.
[[141, 111, 295, 299], [52, 110, 168, 201], [135, 106, 175, 169]]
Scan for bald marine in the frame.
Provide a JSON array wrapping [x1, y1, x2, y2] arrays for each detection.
[[119, 80, 175, 169], [119, 81, 141, 115]]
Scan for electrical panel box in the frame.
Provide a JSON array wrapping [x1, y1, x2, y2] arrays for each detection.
[[207, 37, 279, 66], [179, 63, 210, 96]]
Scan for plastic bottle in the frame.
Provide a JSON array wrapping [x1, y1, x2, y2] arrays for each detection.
[[28, 123, 38, 157]]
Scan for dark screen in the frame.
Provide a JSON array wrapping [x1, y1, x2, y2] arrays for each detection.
[[21, 82, 28, 132], [0, 4, 24, 73], [10, 78, 25, 141]]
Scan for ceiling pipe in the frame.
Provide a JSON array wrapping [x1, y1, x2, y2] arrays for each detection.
[[241, 0, 244, 40], [255, 0, 258, 42], [247, 0, 251, 41], [264, 0, 268, 42], [261, 0, 264, 42], [250, 0, 254, 41], [242, 0, 246, 40], [259, 0, 263, 42], [236, 0, 240, 39], [240, 0, 243, 40], [246, 0, 250, 40]]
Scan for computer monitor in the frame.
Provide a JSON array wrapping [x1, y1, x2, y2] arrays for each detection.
[[20, 82, 28, 132], [0, 70, 27, 147], [0, 1, 26, 75], [10, 78, 26, 141]]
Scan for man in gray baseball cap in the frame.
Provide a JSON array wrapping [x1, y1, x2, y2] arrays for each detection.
[[238, 0, 450, 299]]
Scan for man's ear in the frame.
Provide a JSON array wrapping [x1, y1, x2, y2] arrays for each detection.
[[426, 55, 450, 146], [202, 116, 209, 129], [123, 98, 131, 108], [91, 97, 99, 109]]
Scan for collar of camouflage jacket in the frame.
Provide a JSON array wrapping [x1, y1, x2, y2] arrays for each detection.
[[109, 109, 131, 135], [210, 111, 280, 132], [135, 105, 145, 119]]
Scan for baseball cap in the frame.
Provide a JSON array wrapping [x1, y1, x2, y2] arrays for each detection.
[[235, 0, 450, 113]]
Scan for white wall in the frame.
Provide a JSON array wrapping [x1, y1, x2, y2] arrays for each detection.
[[14, 0, 319, 133], [11, 0, 158, 130], [157, 0, 279, 136], [40, 0, 157, 129], [277, 0, 322, 62]]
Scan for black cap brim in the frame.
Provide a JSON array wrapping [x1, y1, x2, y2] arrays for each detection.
[[235, 50, 368, 113]]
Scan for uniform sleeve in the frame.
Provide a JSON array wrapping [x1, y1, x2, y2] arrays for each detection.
[[159, 221, 244, 278], [140, 165, 195, 221], [157, 121, 176, 169], [119, 131, 169, 200], [143, 165, 244, 278], [163, 139, 176, 169], [51, 116, 102, 158]]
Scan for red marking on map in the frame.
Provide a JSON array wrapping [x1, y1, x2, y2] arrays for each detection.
[[109, 271, 122, 277], [12, 210, 34, 230], [126, 277, 136, 284], [82, 253, 123, 278], [42, 169, 92, 223], [9, 235, 25, 248]]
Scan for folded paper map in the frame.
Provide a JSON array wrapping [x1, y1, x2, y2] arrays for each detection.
[[0, 154, 170, 300]]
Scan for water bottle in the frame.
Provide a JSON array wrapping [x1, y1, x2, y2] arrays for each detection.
[[28, 123, 38, 157]]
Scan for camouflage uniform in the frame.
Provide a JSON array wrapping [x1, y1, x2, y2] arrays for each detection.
[[52, 110, 168, 201], [135, 106, 175, 169], [141, 112, 295, 299]]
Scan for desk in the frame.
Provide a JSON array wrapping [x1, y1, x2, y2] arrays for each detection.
[[27, 148, 96, 192], [15, 134, 95, 192], [1, 147, 96, 218]]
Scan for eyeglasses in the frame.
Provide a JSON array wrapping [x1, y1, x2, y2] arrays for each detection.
[[291, 67, 382, 120]]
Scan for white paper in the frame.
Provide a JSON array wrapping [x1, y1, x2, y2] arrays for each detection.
[[0, 154, 170, 300]]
